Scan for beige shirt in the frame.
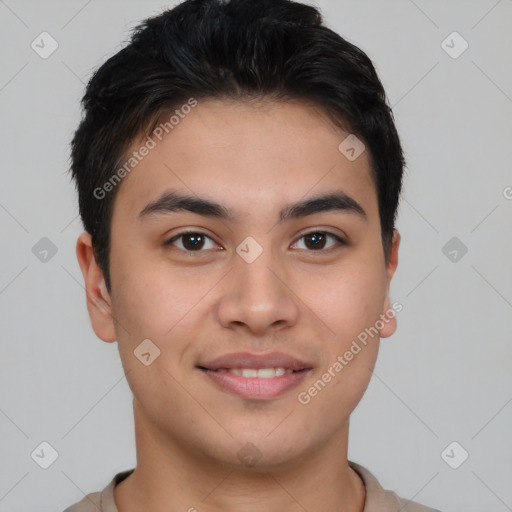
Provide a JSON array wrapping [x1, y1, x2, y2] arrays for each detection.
[[63, 461, 441, 512]]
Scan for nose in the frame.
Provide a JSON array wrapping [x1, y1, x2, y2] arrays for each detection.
[[216, 250, 300, 337]]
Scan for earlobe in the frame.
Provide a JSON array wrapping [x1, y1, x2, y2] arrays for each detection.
[[380, 229, 400, 339], [76, 232, 117, 342]]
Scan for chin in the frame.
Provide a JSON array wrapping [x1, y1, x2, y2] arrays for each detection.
[[208, 425, 314, 470]]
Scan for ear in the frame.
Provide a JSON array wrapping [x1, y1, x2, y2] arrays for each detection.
[[379, 229, 400, 339], [76, 232, 117, 342]]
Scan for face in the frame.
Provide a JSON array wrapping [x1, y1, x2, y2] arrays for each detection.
[[77, 99, 400, 469]]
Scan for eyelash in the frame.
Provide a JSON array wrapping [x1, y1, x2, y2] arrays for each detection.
[[164, 230, 346, 253]]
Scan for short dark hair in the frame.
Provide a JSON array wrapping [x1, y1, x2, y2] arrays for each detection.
[[70, 0, 405, 292]]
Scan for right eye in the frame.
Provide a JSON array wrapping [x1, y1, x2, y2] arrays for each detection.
[[164, 231, 222, 252]]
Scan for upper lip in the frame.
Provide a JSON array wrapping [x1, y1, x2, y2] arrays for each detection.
[[198, 352, 313, 371]]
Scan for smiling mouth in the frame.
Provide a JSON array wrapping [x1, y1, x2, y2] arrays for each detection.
[[196, 351, 313, 399], [198, 367, 309, 378], [197, 366, 311, 400]]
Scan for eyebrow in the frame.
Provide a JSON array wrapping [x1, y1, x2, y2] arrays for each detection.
[[139, 189, 367, 222]]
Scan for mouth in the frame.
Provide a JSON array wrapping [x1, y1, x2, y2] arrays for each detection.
[[197, 352, 313, 400], [198, 367, 307, 377]]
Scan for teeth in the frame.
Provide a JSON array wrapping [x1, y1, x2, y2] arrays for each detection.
[[226, 367, 293, 378]]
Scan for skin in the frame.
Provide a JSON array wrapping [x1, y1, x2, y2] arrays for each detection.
[[77, 98, 400, 512]]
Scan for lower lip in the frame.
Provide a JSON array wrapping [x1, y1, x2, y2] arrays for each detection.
[[200, 369, 310, 400]]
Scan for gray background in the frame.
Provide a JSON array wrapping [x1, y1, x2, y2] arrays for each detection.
[[1, 0, 511, 511]]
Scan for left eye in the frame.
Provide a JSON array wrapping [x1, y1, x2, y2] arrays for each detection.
[[165, 231, 345, 252], [291, 232, 345, 251]]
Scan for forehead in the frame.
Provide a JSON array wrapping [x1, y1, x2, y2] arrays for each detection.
[[113, 99, 378, 222]]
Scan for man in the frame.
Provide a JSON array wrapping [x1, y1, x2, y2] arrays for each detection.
[[64, 0, 442, 510]]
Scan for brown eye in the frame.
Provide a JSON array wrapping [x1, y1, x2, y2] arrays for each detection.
[[165, 232, 219, 252], [292, 231, 345, 251]]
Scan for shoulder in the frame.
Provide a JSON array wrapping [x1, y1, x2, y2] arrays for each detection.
[[62, 491, 102, 512], [61, 468, 134, 512], [349, 461, 443, 512]]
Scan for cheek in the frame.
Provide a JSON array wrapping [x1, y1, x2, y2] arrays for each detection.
[[108, 264, 195, 417], [110, 245, 184, 331], [305, 259, 386, 413], [108, 250, 184, 367], [298, 267, 384, 424], [302, 261, 387, 343], [108, 250, 220, 374]]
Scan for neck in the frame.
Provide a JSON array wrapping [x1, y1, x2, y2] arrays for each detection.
[[114, 399, 365, 512]]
